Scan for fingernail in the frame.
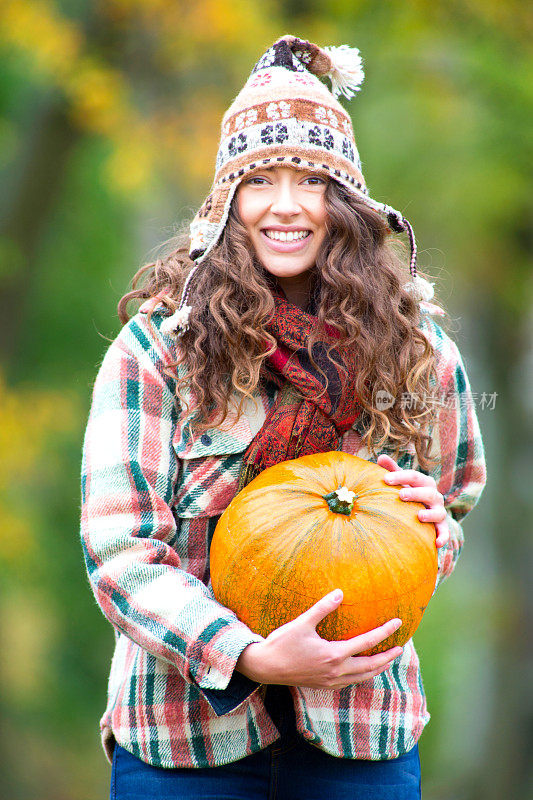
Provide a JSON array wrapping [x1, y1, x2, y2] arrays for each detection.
[[393, 619, 402, 629], [331, 590, 342, 602], [400, 489, 410, 499]]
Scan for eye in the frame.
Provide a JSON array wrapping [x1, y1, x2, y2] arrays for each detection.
[[246, 175, 270, 185], [302, 174, 327, 186]]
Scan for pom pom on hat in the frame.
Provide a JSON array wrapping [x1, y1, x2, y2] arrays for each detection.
[[322, 45, 365, 99], [278, 35, 365, 100]]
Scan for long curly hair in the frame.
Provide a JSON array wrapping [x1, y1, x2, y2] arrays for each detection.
[[119, 179, 446, 471]]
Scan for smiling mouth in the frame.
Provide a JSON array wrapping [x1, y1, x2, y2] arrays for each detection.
[[259, 229, 313, 253], [262, 229, 311, 242]]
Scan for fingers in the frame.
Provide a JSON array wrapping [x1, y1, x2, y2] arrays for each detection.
[[340, 617, 402, 659], [397, 486, 446, 534], [435, 519, 450, 548], [383, 468, 435, 487], [380, 461, 449, 547], [416, 504, 446, 524], [399, 485, 441, 504], [380, 461, 444, 513], [293, 641, 404, 691], [377, 454, 401, 472], [332, 645, 404, 688], [356, 659, 401, 682], [297, 589, 344, 630], [350, 646, 403, 675], [350, 665, 394, 684]]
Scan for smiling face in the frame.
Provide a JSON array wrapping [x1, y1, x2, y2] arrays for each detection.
[[235, 166, 329, 307]]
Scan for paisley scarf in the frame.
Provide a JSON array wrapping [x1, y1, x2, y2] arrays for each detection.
[[238, 288, 361, 489]]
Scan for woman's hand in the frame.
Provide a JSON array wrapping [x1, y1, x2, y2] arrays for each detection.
[[377, 453, 449, 548], [235, 590, 403, 689]]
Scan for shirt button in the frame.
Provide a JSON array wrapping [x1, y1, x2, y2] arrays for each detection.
[[200, 433, 212, 446]]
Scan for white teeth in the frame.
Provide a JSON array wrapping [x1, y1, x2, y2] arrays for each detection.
[[264, 230, 310, 241]]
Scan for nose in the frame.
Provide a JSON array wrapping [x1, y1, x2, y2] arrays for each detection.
[[270, 181, 301, 217]]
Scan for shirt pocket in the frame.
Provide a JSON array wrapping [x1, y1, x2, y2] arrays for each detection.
[[172, 411, 259, 519]]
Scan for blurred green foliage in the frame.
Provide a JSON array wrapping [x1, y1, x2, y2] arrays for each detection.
[[0, 2, 531, 798]]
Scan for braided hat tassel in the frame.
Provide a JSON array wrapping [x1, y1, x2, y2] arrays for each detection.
[[387, 212, 435, 302]]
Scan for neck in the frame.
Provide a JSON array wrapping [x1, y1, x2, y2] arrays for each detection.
[[276, 273, 311, 311]]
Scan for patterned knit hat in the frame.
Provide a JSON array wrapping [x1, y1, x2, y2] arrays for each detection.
[[163, 34, 434, 335]]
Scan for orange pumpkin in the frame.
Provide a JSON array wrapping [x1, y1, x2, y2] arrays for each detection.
[[210, 451, 438, 654]]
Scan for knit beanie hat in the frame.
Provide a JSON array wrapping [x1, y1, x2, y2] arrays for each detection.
[[163, 34, 435, 335]]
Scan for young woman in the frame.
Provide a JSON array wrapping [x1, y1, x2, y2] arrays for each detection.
[[81, 35, 486, 800]]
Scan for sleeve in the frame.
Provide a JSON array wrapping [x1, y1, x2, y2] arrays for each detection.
[[80, 315, 263, 715], [420, 317, 487, 592]]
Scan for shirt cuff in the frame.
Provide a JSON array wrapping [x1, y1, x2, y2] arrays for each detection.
[[189, 622, 264, 714], [200, 671, 261, 715]]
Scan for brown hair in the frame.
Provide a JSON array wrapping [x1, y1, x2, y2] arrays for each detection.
[[119, 179, 445, 470]]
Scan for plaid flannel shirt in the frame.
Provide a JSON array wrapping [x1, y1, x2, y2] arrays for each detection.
[[80, 304, 486, 768]]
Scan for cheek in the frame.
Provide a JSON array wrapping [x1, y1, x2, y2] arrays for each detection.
[[235, 192, 248, 224], [236, 195, 264, 238], [312, 195, 328, 228], [314, 208, 329, 244]]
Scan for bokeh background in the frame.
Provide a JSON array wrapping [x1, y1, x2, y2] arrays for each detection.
[[1, 2, 532, 798]]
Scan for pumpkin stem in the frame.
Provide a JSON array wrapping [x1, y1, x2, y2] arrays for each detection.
[[324, 486, 356, 516]]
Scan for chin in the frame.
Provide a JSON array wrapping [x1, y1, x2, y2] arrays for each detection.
[[259, 257, 314, 277], [267, 268, 312, 280]]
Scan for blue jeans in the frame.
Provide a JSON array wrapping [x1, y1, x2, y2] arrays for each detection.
[[111, 686, 421, 799]]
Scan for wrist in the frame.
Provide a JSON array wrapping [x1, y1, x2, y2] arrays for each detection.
[[235, 641, 269, 683]]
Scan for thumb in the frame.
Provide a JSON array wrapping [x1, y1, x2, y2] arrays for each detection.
[[297, 589, 343, 630]]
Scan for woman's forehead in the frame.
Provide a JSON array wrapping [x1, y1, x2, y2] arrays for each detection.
[[259, 164, 315, 172], [243, 164, 329, 179]]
